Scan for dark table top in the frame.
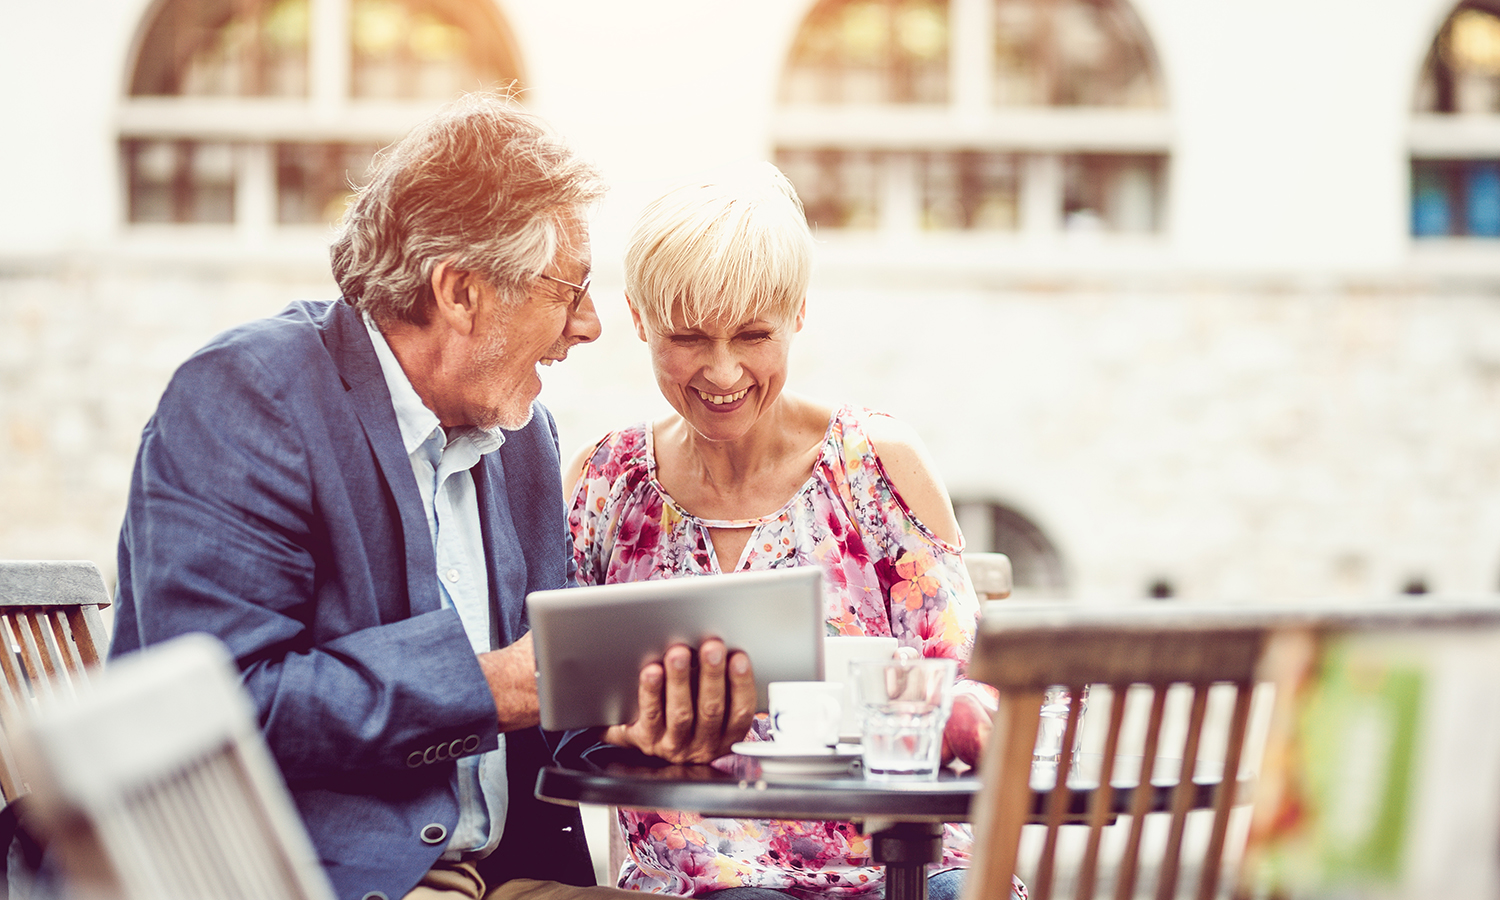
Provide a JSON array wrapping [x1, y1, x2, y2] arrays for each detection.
[[536, 752, 1242, 825]]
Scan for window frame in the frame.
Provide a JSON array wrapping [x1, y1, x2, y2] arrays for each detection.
[[771, 0, 1173, 247], [117, 0, 524, 244]]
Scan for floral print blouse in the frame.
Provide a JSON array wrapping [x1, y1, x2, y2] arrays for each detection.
[[567, 405, 1014, 898]]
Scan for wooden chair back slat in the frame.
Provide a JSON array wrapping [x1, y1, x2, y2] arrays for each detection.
[[1196, 682, 1254, 900], [1155, 683, 1212, 900], [0, 560, 111, 804], [14, 612, 58, 703], [1034, 681, 1088, 898], [1112, 685, 1170, 900], [0, 617, 28, 719], [1075, 683, 1129, 900]]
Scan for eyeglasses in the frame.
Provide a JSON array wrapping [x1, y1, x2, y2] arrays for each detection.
[[538, 272, 591, 310]]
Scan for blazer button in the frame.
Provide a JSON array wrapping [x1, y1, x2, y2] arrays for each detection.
[[361, 893, 389, 900], [420, 823, 448, 845]]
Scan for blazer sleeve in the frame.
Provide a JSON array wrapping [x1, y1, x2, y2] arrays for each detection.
[[114, 339, 501, 782]]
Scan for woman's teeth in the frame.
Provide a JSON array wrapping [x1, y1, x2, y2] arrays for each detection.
[[696, 387, 749, 405]]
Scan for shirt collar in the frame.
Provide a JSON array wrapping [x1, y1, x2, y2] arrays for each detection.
[[363, 315, 505, 458]]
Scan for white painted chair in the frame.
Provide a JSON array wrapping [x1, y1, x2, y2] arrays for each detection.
[[17, 632, 335, 900]]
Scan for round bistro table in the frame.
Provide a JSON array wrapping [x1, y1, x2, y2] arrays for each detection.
[[535, 752, 1233, 900]]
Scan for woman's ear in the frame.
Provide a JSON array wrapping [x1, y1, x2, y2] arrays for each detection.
[[793, 296, 807, 333], [431, 260, 481, 335], [626, 294, 650, 342]]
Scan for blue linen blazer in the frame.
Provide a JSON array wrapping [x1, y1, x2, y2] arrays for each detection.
[[110, 299, 594, 900]]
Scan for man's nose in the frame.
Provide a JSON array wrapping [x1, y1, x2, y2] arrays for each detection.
[[570, 292, 602, 344]]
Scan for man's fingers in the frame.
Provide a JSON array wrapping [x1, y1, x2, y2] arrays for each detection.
[[633, 662, 665, 736], [724, 650, 756, 741], [690, 639, 729, 750], [659, 644, 696, 754]]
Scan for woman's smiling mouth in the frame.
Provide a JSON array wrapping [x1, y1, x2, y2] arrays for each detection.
[[695, 387, 749, 406]]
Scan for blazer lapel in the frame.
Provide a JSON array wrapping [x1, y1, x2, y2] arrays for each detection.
[[322, 301, 441, 619]]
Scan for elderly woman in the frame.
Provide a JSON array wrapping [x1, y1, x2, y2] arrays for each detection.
[[566, 165, 1021, 900]]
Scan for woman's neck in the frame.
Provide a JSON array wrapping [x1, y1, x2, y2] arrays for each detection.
[[656, 393, 830, 521]]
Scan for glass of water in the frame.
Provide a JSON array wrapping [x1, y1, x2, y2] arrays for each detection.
[[1032, 684, 1090, 765], [851, 657, 957, 781]]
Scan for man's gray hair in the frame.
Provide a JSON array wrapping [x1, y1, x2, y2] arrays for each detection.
[[331, 92, 605, 325]]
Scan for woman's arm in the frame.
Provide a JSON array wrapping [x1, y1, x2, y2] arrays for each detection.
[[862, 412, 996, 767]]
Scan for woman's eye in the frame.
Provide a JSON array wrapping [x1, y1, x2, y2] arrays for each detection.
[[738, 332, 772, 342], [669, 335, 705, 345]]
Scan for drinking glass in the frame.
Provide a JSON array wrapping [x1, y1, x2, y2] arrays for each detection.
[[851, 657, 957, 781]]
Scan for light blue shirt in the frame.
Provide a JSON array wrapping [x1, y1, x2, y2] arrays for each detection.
[[364, 316, 508, 859]]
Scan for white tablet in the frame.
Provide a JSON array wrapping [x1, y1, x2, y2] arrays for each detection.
[[528, 567, 825, 731]]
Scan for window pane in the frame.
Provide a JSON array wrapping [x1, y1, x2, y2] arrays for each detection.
[[351, 0, 521, 100], [131, 0, 309, 97], [776, 149, 882, 229], [1411, 158, 1500, 237], [1416, 3, 1500, 113], [1412, 161, 1455, 236], [781, 0, 950, 104], [276, 142, 380, 224], [993, 0, 1162, 107], [1063, 154, 1164, 233], [124, 139, 236, 224], [918, 152, 1019, 230]]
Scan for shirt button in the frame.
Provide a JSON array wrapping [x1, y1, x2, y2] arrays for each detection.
[[445, 569, 460, 583]]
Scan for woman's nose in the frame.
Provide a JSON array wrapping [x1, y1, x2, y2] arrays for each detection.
[[702, 341, 741, 386]]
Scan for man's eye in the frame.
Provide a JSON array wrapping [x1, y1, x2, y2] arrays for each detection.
[[738, 332, 772, 342]]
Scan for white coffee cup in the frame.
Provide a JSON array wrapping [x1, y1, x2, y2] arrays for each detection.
[[823, 636, 899, 739], [768, 681, 843, 750]]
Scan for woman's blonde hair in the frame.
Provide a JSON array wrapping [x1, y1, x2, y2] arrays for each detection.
[[625, 162, 813, 331]]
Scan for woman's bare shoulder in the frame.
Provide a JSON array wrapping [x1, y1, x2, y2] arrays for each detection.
[[857, 410, 963, 546]]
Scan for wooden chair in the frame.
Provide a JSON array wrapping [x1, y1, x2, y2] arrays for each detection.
[[0, 559, 111, 803], [965, 552, 1013, 600], [960, 600, 1500, 900], [961, 604, 1302, 900], [16, 632, 335, 900]]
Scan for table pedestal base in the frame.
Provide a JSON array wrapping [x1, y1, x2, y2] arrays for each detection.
[[867, 820, 943, 900]]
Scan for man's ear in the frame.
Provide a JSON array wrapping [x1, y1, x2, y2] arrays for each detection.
[[626, 293, 650, 343], [431, 260, 480, 335], [793, 296, 807, 333]]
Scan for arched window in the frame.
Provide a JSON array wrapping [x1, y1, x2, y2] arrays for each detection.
[[774, 0, 1169, 237], [953, 500, 1067, 596], [120, 0, 522, 230], [1411, 1, 1500, 238]]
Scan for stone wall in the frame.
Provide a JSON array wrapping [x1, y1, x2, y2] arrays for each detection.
[[7, 259, 1498, 605]]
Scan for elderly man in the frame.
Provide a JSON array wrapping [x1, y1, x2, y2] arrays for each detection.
[[110, 94, 754, 900]]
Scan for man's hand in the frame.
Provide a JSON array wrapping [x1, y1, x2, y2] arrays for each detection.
[[941, 693, 994, 769], [478, 632, 540, 732], [602, 639, 756, 764]]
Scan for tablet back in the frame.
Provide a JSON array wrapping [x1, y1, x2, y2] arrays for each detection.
[[529, 567, 825, 731]]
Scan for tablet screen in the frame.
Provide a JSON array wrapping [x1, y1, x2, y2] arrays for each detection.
[[529, 567, 825, 731]]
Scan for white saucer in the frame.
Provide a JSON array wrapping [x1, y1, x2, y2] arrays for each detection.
[[731, 741, 862, 778]]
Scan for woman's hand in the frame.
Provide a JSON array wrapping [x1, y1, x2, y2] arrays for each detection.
[[941, 693, 994, 769], [602, 638, 757, 764]]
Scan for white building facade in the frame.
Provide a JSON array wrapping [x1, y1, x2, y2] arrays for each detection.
[[3, 0, 1500, 603]]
